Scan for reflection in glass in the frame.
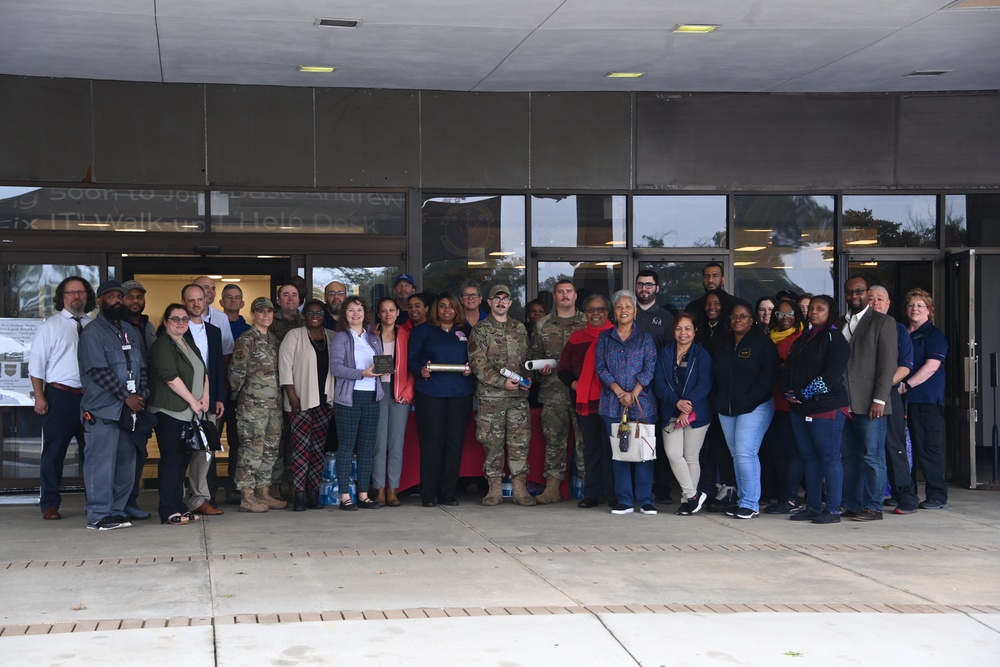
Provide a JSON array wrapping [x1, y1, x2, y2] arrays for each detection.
[[421, 195, 526, 316], [847, 260, 933, 322], [311, 266, 399, 311], [945, 194, 1000, 247], [733, 195, 835, 306], [638, 262, 714, 313], [531, 195, 625, 248], [842, 195, 937, 248], [212, 191, 405, 235], [3, 264, 101, 319], [633, 196, 727, 248], [0, 186, 204, 233], [537, 261, 623, 310]]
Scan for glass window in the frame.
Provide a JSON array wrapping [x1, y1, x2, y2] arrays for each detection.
[[633, 196, 727, 248], [312, 265, 399, 310], [842, 194, 937, 248], [211, 191, 405, 235], [733, 195, 836, 306], [421, 195, 526, 315], [531, 195, 625, 248], [846, 260, 933, 323], [945, 194, 1000, 247], [3, 263, 101, 319], [637, 261, 716, 313], [537, 261, 623, 312], [0, 186, 205, 232]]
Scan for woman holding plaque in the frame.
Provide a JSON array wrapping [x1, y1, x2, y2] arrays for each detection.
[[370, 297, 414, 507], [407, 292, 474, 507], [330, 296, 385, 511]]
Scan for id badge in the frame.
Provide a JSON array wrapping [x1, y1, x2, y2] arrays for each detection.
[[126, 379, 137, 393], [121, 344, 132, 351]]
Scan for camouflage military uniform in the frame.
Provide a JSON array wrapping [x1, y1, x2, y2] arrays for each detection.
[[468, 315, 531, 478], [269, 311, 304, 343], [228, 327, 282, 490], [528, 312, 587, 480]]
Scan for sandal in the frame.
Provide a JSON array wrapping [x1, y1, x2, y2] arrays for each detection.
[[163, 513, 189, 525], [181, 511, 201, 522], [339, 499, 358, 511], [356, 497, 381, 510]]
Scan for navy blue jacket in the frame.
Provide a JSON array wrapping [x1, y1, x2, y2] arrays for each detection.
[[653, 342, 714, 428], [184, 323, 225, 409]]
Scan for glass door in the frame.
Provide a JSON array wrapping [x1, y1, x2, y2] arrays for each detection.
[[1, 252, 105, 491], [309, 254, 403, 308], [534, 256, 625, 316], [636, 257, 729, 314]]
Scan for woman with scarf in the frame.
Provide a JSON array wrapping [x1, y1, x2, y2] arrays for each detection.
[[557, 294, 614, 508]]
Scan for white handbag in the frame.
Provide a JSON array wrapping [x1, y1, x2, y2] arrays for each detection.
[[610, 406, 657, 463]]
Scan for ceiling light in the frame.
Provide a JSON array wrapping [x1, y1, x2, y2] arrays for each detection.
[[297, 66, 335, 73], [736, 246, 767, 252], [77, 223, 110, 227], [208, 275, 222, 280], [221, 278, 241, 283], [743, 229, 772, 233], [315, 18, 362, 28], [773, 266, 792, 269], [860, 262, 879, 266], [597, 262, 621, 267], [846, 239, 879, 246], [117, 228, 147, 232], [606, 72, 644, 78], [734, 261, 756, 266], [673, 24, 719, 33], [489, 251, 515, 256], [605, 240, 627, 246], [180, 224, 200, 229], [467, 261, 486, 266]]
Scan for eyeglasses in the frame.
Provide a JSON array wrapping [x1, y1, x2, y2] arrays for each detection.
[[64, 290, 87, 297], [635, 282, 657, 289], [773, 312, 796, 319], [325, 290, 347, 297], [906, 303, 928, 310], [304, 309, 325, 316], [729, 313, 752, 320], [845, 288, 868, 296], [462, 293, 481, 299], [490, 296, 511, 304], [166, 316, 190, 324], [585, 307, 607, 314]]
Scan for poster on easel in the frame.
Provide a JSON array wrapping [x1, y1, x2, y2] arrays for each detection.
[[0, 318, 43, 406]]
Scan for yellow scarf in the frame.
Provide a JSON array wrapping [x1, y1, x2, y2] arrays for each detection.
[[770, 324, 803, 345]]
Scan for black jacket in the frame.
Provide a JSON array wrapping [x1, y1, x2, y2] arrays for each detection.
[[712, 326, 778, 416], [781, 326, 850, 416]]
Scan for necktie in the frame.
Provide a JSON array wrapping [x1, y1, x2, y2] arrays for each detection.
[[72, 317, 83, 335]]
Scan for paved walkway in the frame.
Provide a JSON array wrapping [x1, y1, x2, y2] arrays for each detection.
[[2, 485, 999, 665]]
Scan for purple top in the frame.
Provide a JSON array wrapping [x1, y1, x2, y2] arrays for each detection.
[[594, 326, 658, 422]]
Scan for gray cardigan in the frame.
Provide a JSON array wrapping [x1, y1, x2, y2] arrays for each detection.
[[330, 328, 384, 406]]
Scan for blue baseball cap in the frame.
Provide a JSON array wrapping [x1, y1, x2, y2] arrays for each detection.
[[394, 273, 416, 288]]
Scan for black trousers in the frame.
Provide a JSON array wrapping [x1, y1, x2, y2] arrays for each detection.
[[579, 412, 615, 503], [415, 392, 473, 503], [698, 416, 736, 493], [154, 413, 192, 523], [907, 402, 948, 502], [886, 389, 919, 508]]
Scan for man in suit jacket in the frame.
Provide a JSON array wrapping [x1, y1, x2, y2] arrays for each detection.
[[838, 276, 898, 522], [182, 284, 227, 516]]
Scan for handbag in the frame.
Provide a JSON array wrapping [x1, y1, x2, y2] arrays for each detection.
[[181, 415, 222, 453], [610, 405, 657, 463]]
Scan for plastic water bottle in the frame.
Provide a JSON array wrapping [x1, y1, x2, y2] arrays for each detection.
[[501, 477, 513, 499], [350, 456, 358, 481], [348, 481, 357, 504], [571, 476, 584, 499], [322, 453, 337, 481], [319, 480, 337, 506]]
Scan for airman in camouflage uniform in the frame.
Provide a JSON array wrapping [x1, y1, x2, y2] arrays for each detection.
[[468, 285, 534, 506], [265, 284, 303, 493], [528, 279, 587, 503], [228, 297, 283, 512]]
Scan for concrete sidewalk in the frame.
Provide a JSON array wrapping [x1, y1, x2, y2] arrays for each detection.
[[2, 485, 999, 665]]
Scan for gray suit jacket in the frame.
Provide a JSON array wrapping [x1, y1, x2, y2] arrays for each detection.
[[838, 308, 898, 415]]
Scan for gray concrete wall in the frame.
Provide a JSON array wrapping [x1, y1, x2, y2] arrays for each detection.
[[0, 75, 997, 191]]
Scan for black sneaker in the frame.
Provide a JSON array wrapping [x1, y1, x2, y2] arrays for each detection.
[[882, 497, 898, 508], [918, 499, 948, 510], [790, 509, 822, 521], [675, 501, 692, 516], [639, 504, 657, 515], [689, 492, 708, 514], [708, 487, 736, 512], [764, 499, 800, 515], [114, 515, 133, 528], [812, 512, 841, 524], [610, 504, 634, 515], [726, 506, 758, 519], [86, 516, 124, 531]]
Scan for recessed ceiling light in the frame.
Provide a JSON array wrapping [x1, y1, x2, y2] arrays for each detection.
[[606, 72, 644, 78], [467, 261, 487, 266], [78, 222, 111, 227], [734, 261, 756, 266], [221, 278, 242, 283], [297, 66, 335, 73], [315, 18, 362, 28], [846, 239, 879, 245], [117, 228, 147, 233], [736, 246, 767, 252], [673, 24, 719, 33], [489, 251, 515, 256], [905, 70, 951, 77], [743, 229, 772, 233]]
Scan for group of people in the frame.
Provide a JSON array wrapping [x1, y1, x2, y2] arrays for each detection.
[[28, 263, 948, 530]]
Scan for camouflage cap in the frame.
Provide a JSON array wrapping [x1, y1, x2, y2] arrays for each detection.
[[488, 284, 512, 299], [121, 279, 146, 293], [251, 296, 274, 312]]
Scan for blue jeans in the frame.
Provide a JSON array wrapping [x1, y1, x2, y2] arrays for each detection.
[[841, 413, 887, 513], [791, 411, 846, 514], [718, 399, 774, 512], [604, 417, 654, 507]]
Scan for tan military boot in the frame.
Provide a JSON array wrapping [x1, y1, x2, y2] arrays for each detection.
[[373, 488, 386, 506], [482, 476, 503, 506], [239, 488, 268, 513], [535, 476, 563, 504], [256, 486, 288, 509], [512, 474, 537, 506]]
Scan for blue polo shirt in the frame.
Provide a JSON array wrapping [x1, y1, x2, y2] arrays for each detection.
[[407, 322, 475, 398], [905, 321, 947, 405], [893, 321, 914, 387]]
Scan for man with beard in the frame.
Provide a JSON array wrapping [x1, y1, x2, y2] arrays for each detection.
[[77, 281, 149, 530], [29, 276, 95, 520], [684, 263, 734, 322], [323, 280, 347, 331], [393, 273, 416, 326], [120, 279, 156, 520]]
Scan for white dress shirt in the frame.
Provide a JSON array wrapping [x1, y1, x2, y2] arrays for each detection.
[[187, 320, 211, 368], [204, 305, 235, 355], [842, 305, 870, 343], [28, 310, 93, 387]]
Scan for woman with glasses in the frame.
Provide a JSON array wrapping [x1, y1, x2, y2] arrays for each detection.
[[278, 299, 335, 511], [460, 280, 489, 328], [761, 299, 807, 514], [594, 290, 658, 515], [558, 294, 615, 508], [901, 289, 949, 510], [148, 304, 209, 525], [712, 299, 778, 519], [371, 297, 414, 507], [408, 292, 475, 507]]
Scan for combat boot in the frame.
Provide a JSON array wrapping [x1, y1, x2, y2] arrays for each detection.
[[512, 474, 537, 506], [535, 476, 562, 504], [385, 488, 401, 507], [239, 488, 268, 513], [256, 486, 288, 509], [268, 484, 284, 501], [482, 476, 503, 506]]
